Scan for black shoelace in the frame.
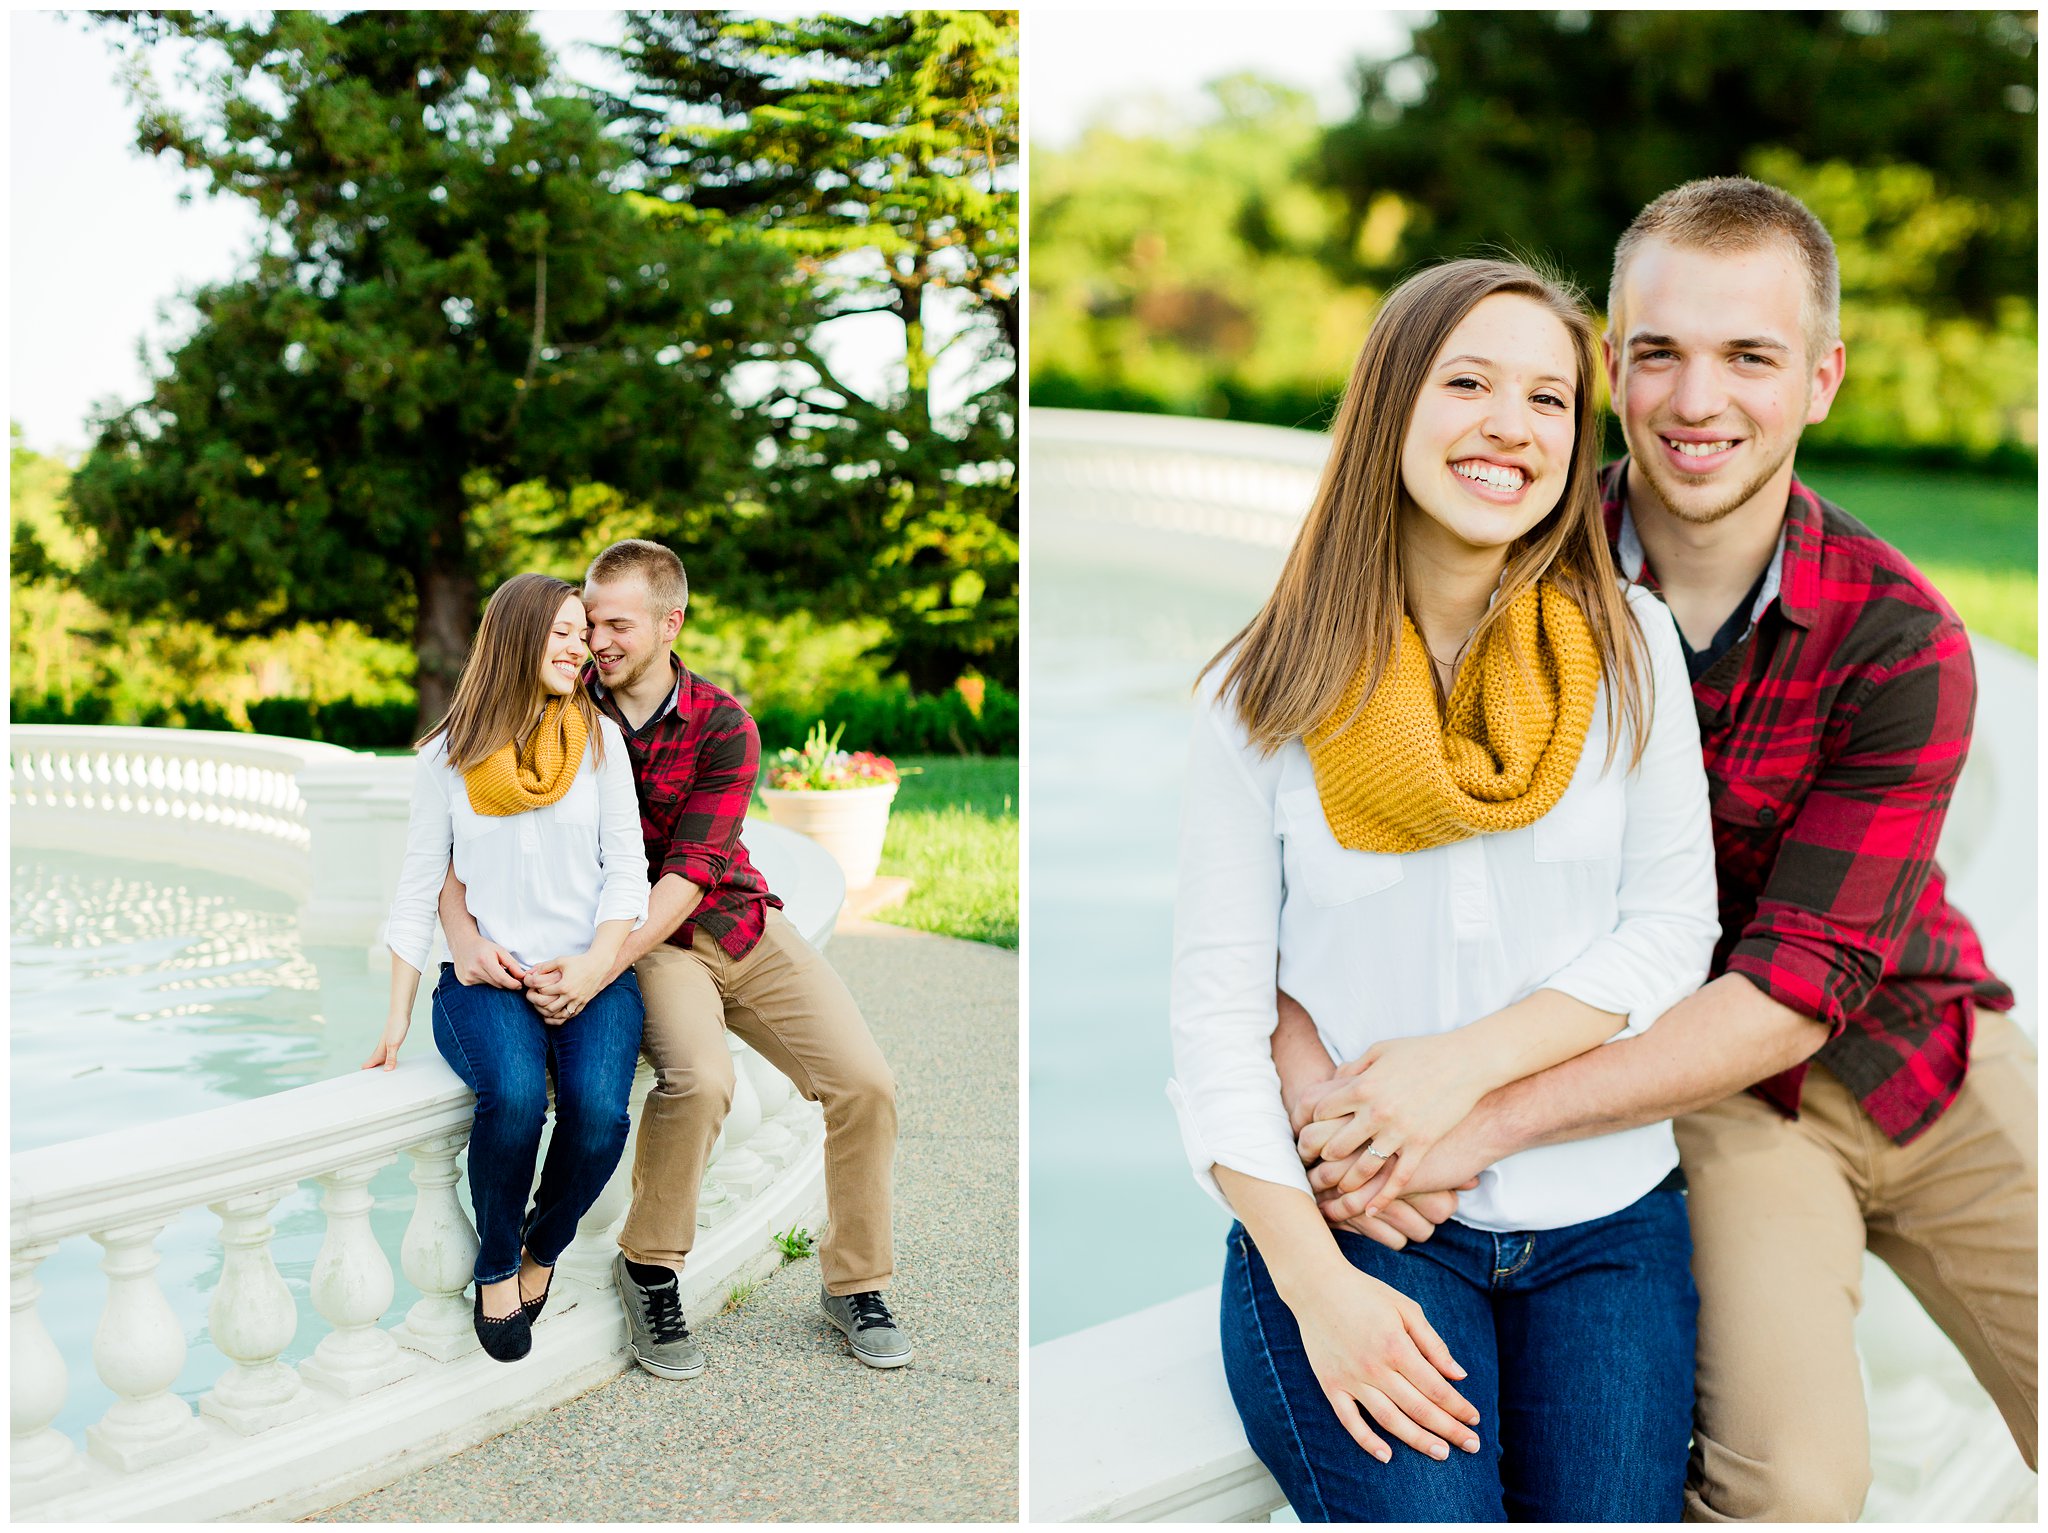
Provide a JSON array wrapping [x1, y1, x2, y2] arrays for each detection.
[[846, 1291, 895, 1332], [643, 1277, 691, 1345]]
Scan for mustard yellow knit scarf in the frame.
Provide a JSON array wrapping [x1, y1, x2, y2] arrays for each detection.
[[1304, 580, 1600, 854], [463, 696, 588, 817]]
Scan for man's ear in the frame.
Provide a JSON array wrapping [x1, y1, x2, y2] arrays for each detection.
[[1601, 329, 1622, 406], [663, 603, 687, 647], [1804, 339, 1847, 427]]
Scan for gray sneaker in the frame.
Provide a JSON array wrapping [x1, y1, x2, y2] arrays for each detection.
[[614, 1254, 706, 1380], [821, 1287, 913, 1368]]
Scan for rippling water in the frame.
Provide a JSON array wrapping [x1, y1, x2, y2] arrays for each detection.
[[1028, 517, 1286, 1343], [11, 847, 423, 1440]]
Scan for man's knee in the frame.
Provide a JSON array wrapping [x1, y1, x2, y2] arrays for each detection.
[[1691, 1437, 1871, 1523], [647, 1044, 736, 1122], [825, 1058, 897, 1133]]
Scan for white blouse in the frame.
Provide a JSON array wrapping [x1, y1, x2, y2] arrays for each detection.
[[385, 716, 649, 975], [1167, 584, 1717, 1232]]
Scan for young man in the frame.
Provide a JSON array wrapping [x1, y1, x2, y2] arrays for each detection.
[[439, 538, 910, 1374], [1275, 178, 2034, 1518]]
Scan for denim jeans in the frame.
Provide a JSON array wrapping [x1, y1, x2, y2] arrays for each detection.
[[431, 964, 644, 1285], [1220, 1181, 1697, 1522]]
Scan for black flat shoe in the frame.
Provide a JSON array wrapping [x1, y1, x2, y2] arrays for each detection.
[[473, 1287, 532, 1362], [517, 1264, 555, 1325]]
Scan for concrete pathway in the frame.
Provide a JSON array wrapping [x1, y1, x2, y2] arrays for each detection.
[[313, 922, 1018, 1523]]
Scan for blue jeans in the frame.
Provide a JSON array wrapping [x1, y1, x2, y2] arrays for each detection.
[[1220, 1182, 1697, 1522], [431, 964, 644, 1285]]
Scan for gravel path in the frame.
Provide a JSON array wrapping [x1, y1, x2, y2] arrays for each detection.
[[314, 921, 1019, 1522]]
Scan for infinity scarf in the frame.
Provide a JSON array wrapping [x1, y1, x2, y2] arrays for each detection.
[[1304, 580, 1600, 854], [463, 696, 588, 817]]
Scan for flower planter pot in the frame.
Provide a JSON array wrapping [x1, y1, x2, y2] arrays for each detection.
[[758, 782, 899, 891]]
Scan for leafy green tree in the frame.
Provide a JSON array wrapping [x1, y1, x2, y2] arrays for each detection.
[[1319, 11, 2037, 311], [1030, 77, 1375, 427], [61, 11, 799, 727], [609, 10, 1019, 689]]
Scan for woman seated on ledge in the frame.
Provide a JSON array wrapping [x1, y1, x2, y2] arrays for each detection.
[[367, 572, 649, 1363], [1167, 258, 1719, 1521]]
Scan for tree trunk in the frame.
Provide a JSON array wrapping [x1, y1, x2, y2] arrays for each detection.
[[413, 540, 478, 736], [896, 274, 930, 428]]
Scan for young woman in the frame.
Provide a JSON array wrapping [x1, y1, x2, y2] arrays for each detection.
[[366, 572, 649, 1362], [1167, 259, 1719, 1520]]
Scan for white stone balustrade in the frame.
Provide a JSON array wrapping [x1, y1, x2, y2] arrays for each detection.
[[201, 1188, 318, 1434], [9, 726, 352, 899], [1027, 409, 2038, 1524], [10, 724, 845, 1521], [392, 1137, 481, 1364]]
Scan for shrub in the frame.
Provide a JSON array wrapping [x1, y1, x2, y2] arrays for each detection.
[[754, 683, 1018, 757], [318, 697, 415, 750], [9, 690, 112, 725], [247, 696, 319, 740]]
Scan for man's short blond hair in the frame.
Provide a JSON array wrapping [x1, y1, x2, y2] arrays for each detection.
[[586, 538, 689, 621], [1610, 176, 1840, 356]]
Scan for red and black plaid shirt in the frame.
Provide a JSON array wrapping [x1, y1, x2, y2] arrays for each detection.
[[1604, 462, 2013, 1143], [587, 656, 780, 959]]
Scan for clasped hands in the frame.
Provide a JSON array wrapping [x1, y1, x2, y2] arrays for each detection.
[[1290, 1032, 1489, 1245], [453, 932, 611, 1021]]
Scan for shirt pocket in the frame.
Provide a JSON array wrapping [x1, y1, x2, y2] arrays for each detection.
[[1710, 773, 1801, 836], [1532, 777, 1626, 863], [1278, 786, 1404, 906]]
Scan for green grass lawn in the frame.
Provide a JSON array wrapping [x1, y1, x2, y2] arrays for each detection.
[[869, 755, 1018, 949], [1797, 462, 2037, 655]]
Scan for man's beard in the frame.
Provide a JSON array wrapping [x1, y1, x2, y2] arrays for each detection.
[[604, 649, 661, 693], [1638, 431, 1795, 528]]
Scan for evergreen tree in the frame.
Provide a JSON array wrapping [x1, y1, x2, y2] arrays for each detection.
[[64, 11, 800, 726], [610, 10, 1020, 689]]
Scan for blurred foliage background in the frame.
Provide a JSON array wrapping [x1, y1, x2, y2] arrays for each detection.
[[13, 10, 1019, 748], [1031, 10, 2036, 652]]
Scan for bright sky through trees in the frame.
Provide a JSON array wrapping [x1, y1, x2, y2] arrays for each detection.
[[1026, 8, 1412, 146], [9, 8, 975, 456]]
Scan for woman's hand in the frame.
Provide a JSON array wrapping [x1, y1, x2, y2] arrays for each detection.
[[362, 1014, 410, 1071], [1292, 1262, 1483, 1463], [1299, 1034, 1491, 1215], [523, 949, 612, 1022]]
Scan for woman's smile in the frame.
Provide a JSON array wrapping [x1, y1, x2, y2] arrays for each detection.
[[1448, 454, 1532, 504]]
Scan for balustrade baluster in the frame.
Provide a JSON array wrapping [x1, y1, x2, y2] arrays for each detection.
[[200, 1187, 318, 1433], [11, 1241, 86, 1502], [705, 1039, 774, 1201], [696, 1114, 738, 1230], [392, 1134, 480, 1362], [561, 1062, 657, 1286], [85, 1219, 207, 1471], [739, 1048, 800, 1169], [300, 1158, 415, 1397]]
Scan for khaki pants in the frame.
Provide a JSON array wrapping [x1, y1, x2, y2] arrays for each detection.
[[617, 908, 898, 1296], [1677, 1009, 2037, 1521]]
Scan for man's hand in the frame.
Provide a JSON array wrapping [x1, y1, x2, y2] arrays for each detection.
[[450, 930, 528, 990], [1330, 1188, 1467, 1251], [524, 950, 615, 1023], [1313, 1126, 1496, 1227], [1296, 1034, 1491, 1217], [438, 862, 525, 989]]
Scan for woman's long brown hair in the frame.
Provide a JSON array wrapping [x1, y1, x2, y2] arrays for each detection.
[[417, 572, 605, 772], [1204, 257, 1650, 770]]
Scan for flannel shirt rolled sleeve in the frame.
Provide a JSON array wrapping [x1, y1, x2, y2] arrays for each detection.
[[1724, 623, 1977, 1036], [657, 708, 761, 893]]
